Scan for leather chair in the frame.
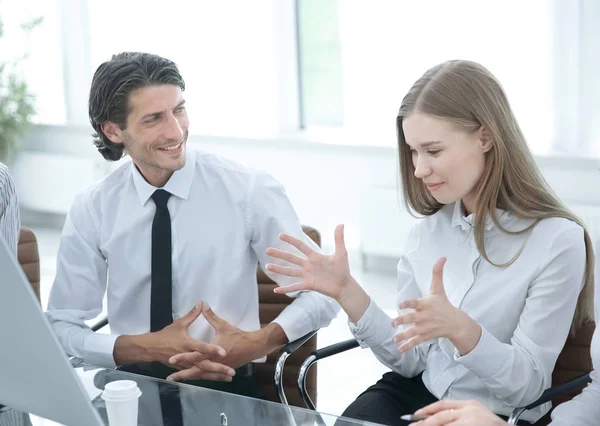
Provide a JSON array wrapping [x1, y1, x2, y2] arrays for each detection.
[[257, 225, 320, 407], [508, 320, 596, 425], [17, 227, 40, 302], [91, 225, 321, 408]]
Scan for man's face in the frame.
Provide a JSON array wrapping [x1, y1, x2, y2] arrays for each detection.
[[105, 84, 189, 187]]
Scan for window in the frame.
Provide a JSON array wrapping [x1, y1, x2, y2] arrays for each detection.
[[298, 1, 554, 153], [0, 0, 65, 124], [87, 0, 287, 137], [297, 0, 344, 128]]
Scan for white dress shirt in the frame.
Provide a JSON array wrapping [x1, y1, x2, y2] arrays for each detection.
[[349, 201, 586, 422], [46, 148, 339, 368], [0, 162, 20, 254], [549, 243, 600, 426]]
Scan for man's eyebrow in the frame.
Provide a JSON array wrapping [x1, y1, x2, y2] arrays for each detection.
[[140, 100, 186, 121]]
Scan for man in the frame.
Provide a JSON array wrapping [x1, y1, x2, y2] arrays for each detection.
[[0, 162, 20, 253], [46, 52, 339, 398]]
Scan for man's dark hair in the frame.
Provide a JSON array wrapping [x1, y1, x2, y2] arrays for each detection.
[[88, 52, 186, 161]]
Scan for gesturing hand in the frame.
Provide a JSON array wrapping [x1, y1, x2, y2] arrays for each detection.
[[266, 224, 352, 301], [391, 258, 481, 355]]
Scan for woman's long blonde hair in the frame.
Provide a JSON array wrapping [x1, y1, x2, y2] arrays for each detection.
[[397, 60, 594, 331]]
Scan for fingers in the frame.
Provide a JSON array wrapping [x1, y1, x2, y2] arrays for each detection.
[[397, 334, 428, 353], [265, 263, 303, 278], [392, 325, 420, 344], [278, 233, 314, 257], [184, 340, 227, 358], [414, 409, 462, 426], [265, 247, 306, 267], [202, 303, 226, 329], [169, 351, 217, 366], [399, 298, 422, 310], [415, 400, 470, 416], [177, 301, 204, 328], [334, 224, 347, 256], [429, 257, 447, 295], [392, 312, 417, 327], [167, 365, 234, 382], [273, 281, 308, 294]]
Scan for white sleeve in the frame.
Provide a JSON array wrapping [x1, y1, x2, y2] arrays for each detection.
[[0, 163, 20, 254], [45, 193, 118, 367], [349, 223, 431, 377], [247, 171, 340, 342], [454, 225, 586, 406]]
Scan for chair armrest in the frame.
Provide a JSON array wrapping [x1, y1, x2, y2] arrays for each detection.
[[311, 338, 360, 361], [274, 330, 319, 405], [91, 316, 109, 332], [507, 373, 592, 424], [282, 330, 318, 355], [298, 338, 360, 410]]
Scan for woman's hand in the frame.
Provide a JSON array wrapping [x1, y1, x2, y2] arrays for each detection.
[[266, 224, 371, 323], [392, 258, 482, 355], [409, 400, 508, 426]]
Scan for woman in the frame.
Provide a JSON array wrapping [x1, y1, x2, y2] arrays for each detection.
[[265, 60, 594, 425], [410, 239, 600, 426]]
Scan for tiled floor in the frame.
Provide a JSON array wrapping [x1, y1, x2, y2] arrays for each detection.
[[29, 225, 398, 418]]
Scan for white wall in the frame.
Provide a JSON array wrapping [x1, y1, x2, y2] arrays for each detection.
[[13, 125, 600, 255]]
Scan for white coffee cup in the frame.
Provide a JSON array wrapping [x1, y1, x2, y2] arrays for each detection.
[[101, 380, 142, 426]]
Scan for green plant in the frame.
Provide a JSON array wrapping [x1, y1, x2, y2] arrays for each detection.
[[0, 15, 42, 164]]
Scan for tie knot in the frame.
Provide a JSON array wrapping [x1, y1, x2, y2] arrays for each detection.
[[151, 189, 171, 208]]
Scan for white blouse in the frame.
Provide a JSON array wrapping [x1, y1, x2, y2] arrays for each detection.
[[349, 201, 587, 423]]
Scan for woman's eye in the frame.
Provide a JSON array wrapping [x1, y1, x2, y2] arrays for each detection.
[[428, 150, 441, 155]]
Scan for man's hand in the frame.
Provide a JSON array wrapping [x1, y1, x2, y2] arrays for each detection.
[[166, 303, 288, 382], [113, 302, 236, 381]]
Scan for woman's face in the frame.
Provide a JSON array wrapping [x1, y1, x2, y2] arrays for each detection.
[[402, 112, 492, 214]]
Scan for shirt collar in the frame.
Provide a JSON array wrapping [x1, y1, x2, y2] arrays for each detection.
[[451, 201, 505, 232], [132, 147, 196, 206]]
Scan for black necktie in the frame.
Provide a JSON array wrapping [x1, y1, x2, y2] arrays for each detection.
[[151, 189, 173, 332]]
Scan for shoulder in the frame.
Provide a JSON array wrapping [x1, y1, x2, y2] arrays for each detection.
[[193, 149, 281, 191], [531, 216, 584, 247], [0, 162, 16, 189], [70, 160, 131, 215]]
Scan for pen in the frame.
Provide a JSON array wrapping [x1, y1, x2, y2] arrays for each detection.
[[400, 414, 430, 421]]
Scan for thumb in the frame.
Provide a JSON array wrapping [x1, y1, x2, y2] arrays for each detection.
[[334, 224, 347, 256], [429, 257, 447, 295], [178, 301, 204, 328]]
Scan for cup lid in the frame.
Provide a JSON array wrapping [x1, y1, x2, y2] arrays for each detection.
[[101, 380, 141, 400]]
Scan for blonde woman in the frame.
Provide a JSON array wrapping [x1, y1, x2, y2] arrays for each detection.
[[407, 237, 600, 426], [265, 60, 594, 425]]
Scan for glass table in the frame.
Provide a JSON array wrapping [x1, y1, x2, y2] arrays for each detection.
[[0, 364, 381, 426]]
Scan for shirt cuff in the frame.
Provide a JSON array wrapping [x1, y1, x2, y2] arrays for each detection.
[[83, 332, 119, 368], [348, 298, 394, 348], [453, 325, 508, 379], [272, 304, 312, 343]]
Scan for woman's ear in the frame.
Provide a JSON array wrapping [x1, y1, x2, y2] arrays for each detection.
[[101, 122, 124, 144], [479, 125, 494, 153]]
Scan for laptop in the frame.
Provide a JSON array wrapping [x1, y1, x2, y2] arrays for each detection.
[[0, 235, 104, 426]]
